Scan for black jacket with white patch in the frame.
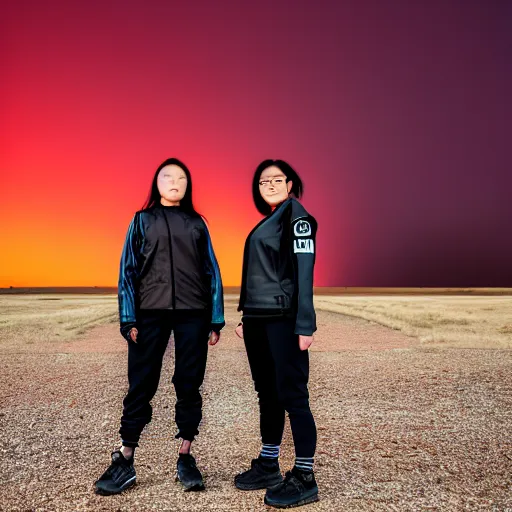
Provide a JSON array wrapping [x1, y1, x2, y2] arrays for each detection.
[[238, 197, 317, 336]]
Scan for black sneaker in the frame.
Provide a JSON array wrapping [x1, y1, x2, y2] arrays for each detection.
[[94, 450, 136, 496], [235, 457, 283, 490], [264, 466, 319, 508], [176, 453, 205, 491]]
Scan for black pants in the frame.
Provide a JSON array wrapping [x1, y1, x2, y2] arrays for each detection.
[[243, 316, 317, 458], [119, 309, 211, 447]]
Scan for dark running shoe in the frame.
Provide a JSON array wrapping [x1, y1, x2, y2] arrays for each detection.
[[94, 450, 136, 496], [264, 466, 319, 508], [176, 453, 205, 491], [235, 457, 283, 491]]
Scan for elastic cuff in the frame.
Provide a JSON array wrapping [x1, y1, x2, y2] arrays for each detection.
[[121, 439, 139, 448], [120, 322, 137, 342], [211, 322, 224, 334], [294, 328, 315, 336], [175, 430, 198, 442]]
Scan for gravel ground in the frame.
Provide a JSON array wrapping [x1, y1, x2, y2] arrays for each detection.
[[1, 301, 511, 511]]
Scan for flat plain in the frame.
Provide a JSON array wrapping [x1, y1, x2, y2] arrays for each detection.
[[0, 293, 511, 511]]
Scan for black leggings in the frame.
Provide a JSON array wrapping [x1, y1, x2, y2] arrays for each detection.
[[243, 316, 317, 458], [119, 309, 211, 447]]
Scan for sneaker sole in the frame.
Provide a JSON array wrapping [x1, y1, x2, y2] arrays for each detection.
[[175, 475, 205, 492], [264, 492, 319, 509], [94, 476, 136, 496], [183, 482, 205, 492], [235, 475, 283, 491]]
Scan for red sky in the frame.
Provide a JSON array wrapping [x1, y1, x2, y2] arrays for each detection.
[[1, 0, 511, 287]]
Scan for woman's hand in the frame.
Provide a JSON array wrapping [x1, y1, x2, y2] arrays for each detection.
[[298, 335, 313, 351], [209, 331, 220, 345], [130, 327, 138, 343], [235, 323, 244, 339]]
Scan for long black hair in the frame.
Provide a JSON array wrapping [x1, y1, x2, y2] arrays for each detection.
[[142, 158, 201, 218], [252, 159, 304, 215]]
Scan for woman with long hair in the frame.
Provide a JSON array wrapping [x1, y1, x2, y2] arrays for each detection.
[[94, 158, 224, 495], [234, 159, 319, 509]]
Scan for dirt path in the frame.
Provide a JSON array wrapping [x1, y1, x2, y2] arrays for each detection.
[[1, 305, 511, 511]]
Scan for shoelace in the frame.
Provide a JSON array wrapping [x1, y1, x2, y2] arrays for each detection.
[[108, 452, 133, 485], [180, 456, 198, 470], [253, 458, 276, 469], [281, 471, 305, 494]]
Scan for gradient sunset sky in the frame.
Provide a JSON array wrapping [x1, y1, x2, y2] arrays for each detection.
[[1, 0, 511, 287]]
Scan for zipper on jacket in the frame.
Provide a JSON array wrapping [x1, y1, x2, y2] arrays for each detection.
[[239, 198, 291, 311], [162, 211, 176, 309]]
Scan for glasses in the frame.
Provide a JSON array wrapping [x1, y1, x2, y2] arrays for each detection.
[[259, 176, 287, 187]]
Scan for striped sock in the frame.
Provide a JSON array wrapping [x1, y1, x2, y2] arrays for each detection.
[[260, 444, 280, 459], [294, 456, 314, 472]]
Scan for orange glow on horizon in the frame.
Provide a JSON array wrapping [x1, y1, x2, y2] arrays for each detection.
[[0, 163, 262, 287]]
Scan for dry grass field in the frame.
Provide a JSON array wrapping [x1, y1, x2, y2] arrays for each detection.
[[0, 293, 511, 511], [1, 293, 509, 349], [314, 295, 512, 349], [0, 295, 118, 347]]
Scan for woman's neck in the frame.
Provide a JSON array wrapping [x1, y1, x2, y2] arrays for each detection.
[[160, 198, 180, 207], [271, 196, 291, 212]]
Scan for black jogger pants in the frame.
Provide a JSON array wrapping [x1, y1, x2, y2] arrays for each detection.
[[119, 309, 211, 447]]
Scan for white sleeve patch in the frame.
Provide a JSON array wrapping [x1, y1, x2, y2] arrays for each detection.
[[294, 220, 311, 237], [294, 239, 314, 254]]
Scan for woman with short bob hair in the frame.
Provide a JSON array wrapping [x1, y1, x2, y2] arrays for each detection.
[[235, 159, 319, 508]]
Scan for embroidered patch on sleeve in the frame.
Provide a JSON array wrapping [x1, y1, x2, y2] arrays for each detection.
[[294, 220, 311, 237], [294, 239, 314, 254]]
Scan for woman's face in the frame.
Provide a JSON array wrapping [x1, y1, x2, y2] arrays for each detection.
[[258, 166, 293, 208], [157, 164, 188, 205]]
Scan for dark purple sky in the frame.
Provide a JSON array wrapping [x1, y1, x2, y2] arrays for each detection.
[[2, 0, 511, 286]]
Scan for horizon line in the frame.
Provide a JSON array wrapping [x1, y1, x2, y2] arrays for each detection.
[[1, 286, 511, 296]]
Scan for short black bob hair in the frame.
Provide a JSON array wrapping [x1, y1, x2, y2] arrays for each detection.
[[142, 157, 201, 218], [252, 159, 304, 215]]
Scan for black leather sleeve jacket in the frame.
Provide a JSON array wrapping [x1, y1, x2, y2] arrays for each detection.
[[118, 205, 225, 340], [238, 197, 317, 336]]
